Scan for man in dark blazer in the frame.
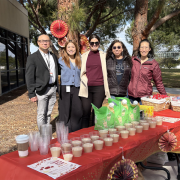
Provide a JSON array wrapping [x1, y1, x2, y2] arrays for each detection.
[[25, 34, 59, 130]]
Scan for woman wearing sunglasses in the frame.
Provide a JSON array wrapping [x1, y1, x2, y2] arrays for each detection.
[[79, 34, 110, 128], [128, 39, 166, 104], [106, 40, 132, 99]]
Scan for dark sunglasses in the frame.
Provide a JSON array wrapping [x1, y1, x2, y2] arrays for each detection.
[[112, 46, 121, 50], [90, 42, 99, 46]]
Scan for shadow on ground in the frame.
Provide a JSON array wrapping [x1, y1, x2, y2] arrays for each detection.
[[0, 85, 27, 106]]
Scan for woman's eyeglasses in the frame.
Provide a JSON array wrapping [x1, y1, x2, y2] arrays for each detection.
[[112, 46, 121, 49], [90, 42, 99, 46]]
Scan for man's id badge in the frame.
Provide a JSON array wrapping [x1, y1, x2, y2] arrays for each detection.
[[66, 86, 70, 92], [50, 72, 53, 77]]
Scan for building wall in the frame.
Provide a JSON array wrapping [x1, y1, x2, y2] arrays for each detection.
[[0, 0, 29, 39], [0, 0, 29, 95]]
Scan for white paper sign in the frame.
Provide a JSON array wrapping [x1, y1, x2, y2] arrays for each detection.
[[27, 158, 81, 179]]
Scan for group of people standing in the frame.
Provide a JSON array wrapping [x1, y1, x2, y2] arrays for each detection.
[[25, 34, 167, 133]]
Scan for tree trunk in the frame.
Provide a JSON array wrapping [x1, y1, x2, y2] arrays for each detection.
[[132, 0, 148, 56], [57, 0, 79, 57]]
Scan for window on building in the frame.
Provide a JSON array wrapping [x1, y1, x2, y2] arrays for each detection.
[[0, 27, 28, 94]]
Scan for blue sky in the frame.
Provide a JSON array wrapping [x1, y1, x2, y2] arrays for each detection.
[[30, 25, 133, 55]]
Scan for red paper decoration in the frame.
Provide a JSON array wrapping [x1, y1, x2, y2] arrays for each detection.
[[80, 34, 90, 54], [50, 20, 68, 38], [58, 36, 67, 47], [107, 159, 138, 180], [158, 131, 177, 152]]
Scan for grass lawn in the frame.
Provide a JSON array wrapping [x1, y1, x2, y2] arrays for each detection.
[[160, 69, 180, 88]]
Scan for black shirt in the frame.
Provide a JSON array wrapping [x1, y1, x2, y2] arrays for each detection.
[[116, 58, 124, 84]]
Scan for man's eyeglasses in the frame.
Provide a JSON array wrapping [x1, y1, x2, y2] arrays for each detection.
[[90, 42, 99, 46], [112, 46, 121, 50], [38, 40, 50, 43]]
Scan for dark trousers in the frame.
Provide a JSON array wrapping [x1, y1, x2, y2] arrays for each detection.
[[59, 85, 83, 133], [81, 85, 105, 128], [129, 96, 142, 105]]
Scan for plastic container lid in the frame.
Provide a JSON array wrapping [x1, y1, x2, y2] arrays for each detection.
[[122, 99, 127, 105], [133, 100, 138, 105], [16, 134, 29, 144], [109, 102, 114, 108]]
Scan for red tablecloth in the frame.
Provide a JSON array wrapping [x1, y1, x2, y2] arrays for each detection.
[[1, 110, 180, 180]]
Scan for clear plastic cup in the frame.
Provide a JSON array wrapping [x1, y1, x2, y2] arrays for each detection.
[[108, 128, 117, 134], [115, 126, 126, 131], [89, 131, 99, 142], [149, 121, 157, 128], [135, 125, 143, 133], [124, 123, 133, 130], [28, 131, 40, 152], [72, 146, 83, 157], [120, 130, 129, 139], [71, 137, 82, 147], [110, 133, 119, 143], [49, 143, 61, 158], [61, 140, 72, 151], [62, 150, 73, 161], [40, 124, 52, 140], [83, 143, 93, 153], [128, 128, 136, 136], [80, 134, 91, 144], [104, 134, 113, 146], [131, 121, 140, 128], [99, 129, 108, 138], [141, 122, 150, 130], [93, 138, 104, 150], [38, 135, 50, 155]]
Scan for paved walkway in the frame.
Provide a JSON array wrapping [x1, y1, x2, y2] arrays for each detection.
[[153, 87, 180, 95]]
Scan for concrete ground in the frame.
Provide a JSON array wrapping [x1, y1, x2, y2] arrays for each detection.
[[153, 87, 180, 95], [142, 160, 178, 180]]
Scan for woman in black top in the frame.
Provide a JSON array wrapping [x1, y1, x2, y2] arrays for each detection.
[[106, 40, 132, 98]]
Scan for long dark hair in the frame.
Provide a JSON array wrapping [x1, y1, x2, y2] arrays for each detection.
[[106, 40, 132, 67], [137, 39, 154, 58], [89, 34, 100, 43]]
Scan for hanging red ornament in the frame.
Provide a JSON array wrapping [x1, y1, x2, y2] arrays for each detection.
[[107, 159, 138, 180], [159, 131, 177, 152], [80, 34, 90, 54], [50, 20, 68, 38], [58, 36, 67, 47]]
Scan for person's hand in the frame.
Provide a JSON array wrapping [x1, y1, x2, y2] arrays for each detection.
[[151, 82, 154, 86], [30, 96, 38, 102]]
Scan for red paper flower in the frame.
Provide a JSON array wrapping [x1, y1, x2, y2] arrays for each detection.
[[107, 159, 138, 180], [80, 34, 90, 54], [158, 132, 177, 152], [58, 36, 67, 47], [50, 20, 68, 38]]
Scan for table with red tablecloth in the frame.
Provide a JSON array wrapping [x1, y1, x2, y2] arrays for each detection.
[[0, 109, 180, 180]]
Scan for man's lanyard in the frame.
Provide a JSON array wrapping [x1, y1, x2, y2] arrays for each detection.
[[44, 53, 50, 71]]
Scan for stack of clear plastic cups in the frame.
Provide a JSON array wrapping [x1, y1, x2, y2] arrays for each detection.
[[56, 121, 61, 143], [39, 135, 50, 155], [40, 124, 52, 140], [28, 131, 40, 151]]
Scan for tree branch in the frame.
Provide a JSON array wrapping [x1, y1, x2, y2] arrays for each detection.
[[149, 9, 180, 34], [85, 0, 107, 26], [99, 7, 116, 22], [27, 0, 46, 34], [142, 0, 165, 37], [85, 5, 105, 37], [98, 8, 134, 24]]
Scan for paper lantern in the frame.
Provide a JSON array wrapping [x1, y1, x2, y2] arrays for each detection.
[[158, 131, 177, 152], [58, 36, 67, 47], [80, 34, 90, 54], [107, 159, 138, 180], [50, 20, 68, 38]]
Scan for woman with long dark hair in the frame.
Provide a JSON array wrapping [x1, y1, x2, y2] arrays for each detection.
[[79, 34, 110, 128], [58, 41, 83, 132], [128, 39, 167, 104], [106, 40, 132, 98]]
